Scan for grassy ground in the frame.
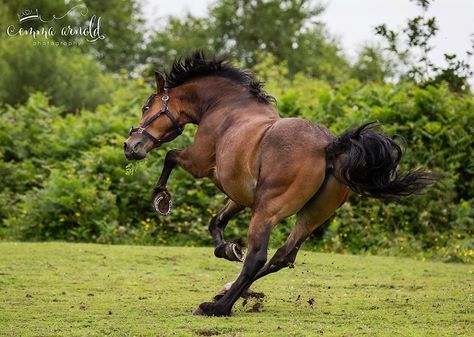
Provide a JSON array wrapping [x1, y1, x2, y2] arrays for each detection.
[[0, 242, 472, 337]]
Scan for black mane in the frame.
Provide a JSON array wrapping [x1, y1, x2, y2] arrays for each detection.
[[165, 51, 274, 103]]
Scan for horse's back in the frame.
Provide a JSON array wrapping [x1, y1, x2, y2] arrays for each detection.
[[260, 118, 334, 156]]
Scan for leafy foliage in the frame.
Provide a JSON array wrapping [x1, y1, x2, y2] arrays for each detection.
[[144, 0, 350, 82], [0, 65, 472, 262], [2, 0, 144, 71], [375, 0, 473, 91], [350, 46, 394, 83], [0, 0, 472, 264]]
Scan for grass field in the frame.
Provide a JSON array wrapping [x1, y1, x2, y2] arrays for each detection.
[[0, 242, 472, 336]]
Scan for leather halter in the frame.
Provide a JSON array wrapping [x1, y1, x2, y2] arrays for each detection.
[[128, 89, 183, 146]]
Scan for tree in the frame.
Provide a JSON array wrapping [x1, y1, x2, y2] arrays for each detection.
[[375, 0, 472, 92], [144, 15, 215, 74], [1, 0, 144, 71], [0, 36, 116, 111], [144, 0, 349, 82], [81, 0, 145, 71], [350, 45, 394, 83]]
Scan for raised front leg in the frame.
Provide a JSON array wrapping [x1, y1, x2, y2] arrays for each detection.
[[151, 144, 216, 215], [209, 199, 245, 262], [154, 150, 180, 189], [151, 150, 180, 215]]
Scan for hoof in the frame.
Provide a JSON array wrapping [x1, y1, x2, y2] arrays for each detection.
[[192, 306, 205, 316], [225, 242, 245, 262], [152, 188, 172, 216], [192, 302, 230, 317], [215, 239, 245, 262]]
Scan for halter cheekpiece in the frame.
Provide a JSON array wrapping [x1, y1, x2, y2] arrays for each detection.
[[128, 88, 183, 146]]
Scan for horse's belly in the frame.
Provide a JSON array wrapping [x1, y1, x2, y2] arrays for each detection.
[[214, 117, 276, 206], [215, 168, 256, 207]]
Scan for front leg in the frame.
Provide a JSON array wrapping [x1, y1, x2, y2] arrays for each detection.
[[152, 146, 216, 215], [210, 199, 245, 262], [153, 152, 246, 259], [151, 150, 180, 215], [154, 150, 180, 189]]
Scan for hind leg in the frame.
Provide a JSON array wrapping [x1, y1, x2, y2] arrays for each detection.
[[253, 215, 313, 280], [212, 213, 312, 302], [216, 175, 351, 302], [194, 210, 275, 316], [255, 175, 351, 280], [209, 199, 246, 262], [195, 177, 332, 315]]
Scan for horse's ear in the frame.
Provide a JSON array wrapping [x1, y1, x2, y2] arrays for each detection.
[[154, 71, 165, 93]]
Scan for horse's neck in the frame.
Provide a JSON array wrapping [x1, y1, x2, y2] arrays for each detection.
[[193, 81, 277, 126]]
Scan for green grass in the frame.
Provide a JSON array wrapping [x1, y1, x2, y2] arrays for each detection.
[[0, 242, 472, 337]]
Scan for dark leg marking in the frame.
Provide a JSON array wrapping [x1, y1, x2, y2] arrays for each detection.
[[209, 199, 245, 262], [194, 220, 272, 316]]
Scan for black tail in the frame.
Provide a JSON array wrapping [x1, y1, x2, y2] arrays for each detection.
[[325, 122, 440, 199]]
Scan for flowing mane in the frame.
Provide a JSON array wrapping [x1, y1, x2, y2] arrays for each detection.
[[165, 51, 275, 103]]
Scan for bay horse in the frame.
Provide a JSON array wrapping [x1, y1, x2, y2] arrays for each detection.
[[123, 52, 436, 316]]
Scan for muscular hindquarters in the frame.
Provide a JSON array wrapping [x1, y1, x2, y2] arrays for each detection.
[[252, 118, 334, 221]]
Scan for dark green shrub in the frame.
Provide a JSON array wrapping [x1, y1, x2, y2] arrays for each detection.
[[0, 70, 472, 263], [267, 74, 473, 262]]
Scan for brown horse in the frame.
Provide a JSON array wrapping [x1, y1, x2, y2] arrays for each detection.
[[123, 52, 436, 316]]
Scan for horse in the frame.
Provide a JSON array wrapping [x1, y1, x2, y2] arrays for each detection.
[[123, 51, 437, 316]]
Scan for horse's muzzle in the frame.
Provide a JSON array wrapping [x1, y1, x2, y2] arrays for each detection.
[[123, 139, 147, 160]]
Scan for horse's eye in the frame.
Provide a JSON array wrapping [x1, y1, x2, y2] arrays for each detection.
[[142, 106, 149, 114]]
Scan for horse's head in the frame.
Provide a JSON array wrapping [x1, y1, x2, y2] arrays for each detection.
[[124, 72, 184, 160]]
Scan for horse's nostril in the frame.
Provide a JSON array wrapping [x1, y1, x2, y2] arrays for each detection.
[[123, 142, 128, 151], [132, 141, 142, 153]]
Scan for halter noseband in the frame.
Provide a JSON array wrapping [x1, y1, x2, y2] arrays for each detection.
[[128, 89, 183, 146]]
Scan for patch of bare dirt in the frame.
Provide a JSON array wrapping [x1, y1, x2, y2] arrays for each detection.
[[241, 290, 265, 313], [246, 301, 263, 313]]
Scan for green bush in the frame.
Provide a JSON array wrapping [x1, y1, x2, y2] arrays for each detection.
[[0, 70, 472, 263], [265, 72, 473, 263]]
